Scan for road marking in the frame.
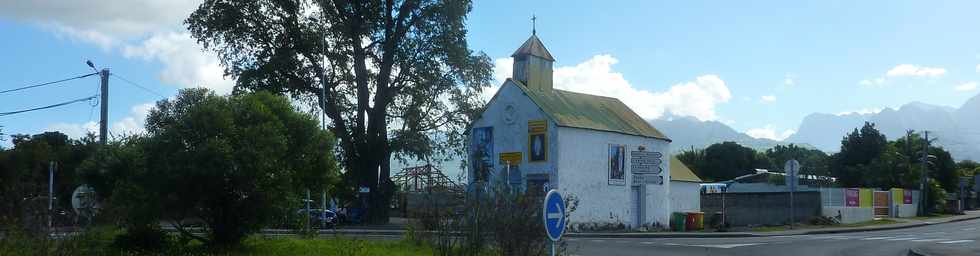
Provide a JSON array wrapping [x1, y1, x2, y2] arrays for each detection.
[[962, 228, 977, 231], [590, 239, 605, 243], [664, 243, 765, 249], [689, 243, 764, 249], [862, 237, 894, 240], [909, 238, 948, 242], [813, 235, 845, 239], [885, 237, 918, 241], [937, 240, 974, 244], [924, 232, 947, 235], [640, 241, 655, 245]]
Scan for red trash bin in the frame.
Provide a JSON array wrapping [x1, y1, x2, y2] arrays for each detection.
[[685, 212, 696, 231]]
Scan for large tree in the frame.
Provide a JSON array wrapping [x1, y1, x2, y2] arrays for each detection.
[[186, 0, 492, 222], [0, 132, 96, 221], [832, 122, 888, 187]]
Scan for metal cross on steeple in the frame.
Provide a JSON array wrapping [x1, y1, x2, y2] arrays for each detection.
[[532, 15, 537, 35]]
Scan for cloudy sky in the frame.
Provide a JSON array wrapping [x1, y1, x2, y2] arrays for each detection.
[[2, 0, 980, 147]]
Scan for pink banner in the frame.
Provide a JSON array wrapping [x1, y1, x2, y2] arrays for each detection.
[[845, 188, 860, 207], [904, 190, 912, 204]]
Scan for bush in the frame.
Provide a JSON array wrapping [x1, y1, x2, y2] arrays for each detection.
[[410, 177, 578, 256], [112, 224, 171, 251]]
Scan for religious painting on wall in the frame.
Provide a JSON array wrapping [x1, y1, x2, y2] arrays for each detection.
[[608, 144, 626, 185], [528, 120, 547, 162], [471, 127, 494, 181]]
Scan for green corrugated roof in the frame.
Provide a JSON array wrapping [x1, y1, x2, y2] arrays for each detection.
[[511, 34, 555, 61], [511, 79, 670, 141], [670, 157, 702, 182]]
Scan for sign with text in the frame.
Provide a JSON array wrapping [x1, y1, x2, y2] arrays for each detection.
[[845, 188, 860, 207], [631, 174, 663, 186], [904, 190, 913, 204], [499, 152, 522, 164], [528, 120, 547, 133], [630, 151, 663, 174]]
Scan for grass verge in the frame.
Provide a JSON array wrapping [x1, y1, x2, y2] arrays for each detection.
[[750, 218, 900, 232]]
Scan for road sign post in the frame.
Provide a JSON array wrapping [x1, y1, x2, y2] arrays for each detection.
[[543, 189, 566, 256], [785, 160, 800, 230]]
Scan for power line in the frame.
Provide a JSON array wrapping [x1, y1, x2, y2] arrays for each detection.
[[0, 72, 98, 94], [110, 73, 167, 99], [0, 95, 98, 116]]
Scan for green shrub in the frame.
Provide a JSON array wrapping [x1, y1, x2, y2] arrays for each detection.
[[111, 224, 172, 251]]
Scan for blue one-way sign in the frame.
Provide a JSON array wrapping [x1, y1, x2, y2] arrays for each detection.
[[543, 189, 566, 241]]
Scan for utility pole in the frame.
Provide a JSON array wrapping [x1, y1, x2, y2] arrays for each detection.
[[48, 161, 56, 229], [99, 69, 109, 145], [919, 131, 930, 216]]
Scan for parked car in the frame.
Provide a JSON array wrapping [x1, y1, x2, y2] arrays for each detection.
[[296, 208, 338, 228]]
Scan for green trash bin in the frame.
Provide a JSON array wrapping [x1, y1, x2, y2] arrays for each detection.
[[671, 212, 687, 231]]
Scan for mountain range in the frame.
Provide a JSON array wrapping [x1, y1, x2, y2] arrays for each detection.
[[653, 93, 980, 162]]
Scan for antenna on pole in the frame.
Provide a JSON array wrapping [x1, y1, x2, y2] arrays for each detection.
[[532, 15, 537, 35]]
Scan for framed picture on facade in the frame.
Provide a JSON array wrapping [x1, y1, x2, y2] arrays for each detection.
[[528, 120, 547, 162], [608, 144, 626, 185], [528, 133, 547, 162], [471, 127, 494, 181]]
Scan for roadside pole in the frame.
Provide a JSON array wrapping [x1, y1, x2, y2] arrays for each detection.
[[785, 160, 800, 230], [48, 161, 55, 229]]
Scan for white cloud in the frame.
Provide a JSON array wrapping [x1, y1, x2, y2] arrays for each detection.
[[783, 74, 795, 86], [123, 32, 235, 94], [0, 0, 199, 47], [46, 103, 155, 139], [746, 125, 796, 141], [835, 108, 883, 116], [858, 77, 885, 87], [955, 82, 977, 92], [0, 0, 234, 94], [760, 95, 776, 103], [975, 64, 979, 73], [885, 64, 946, 77], [46, 121, 100, 140], [492, 55, 731, 120]]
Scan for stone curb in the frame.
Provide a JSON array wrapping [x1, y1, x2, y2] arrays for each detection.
[[563, 214, 980, 239], [166, 213, 978, 239]]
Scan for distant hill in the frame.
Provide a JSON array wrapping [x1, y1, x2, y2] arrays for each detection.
[[649, 116, 811, 152], [786, 93, 980, 161]]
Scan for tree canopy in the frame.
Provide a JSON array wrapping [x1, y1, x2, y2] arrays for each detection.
[[186, 0, 493, 222], [83, 89, 340, 247], [677, 141, 770, 182]]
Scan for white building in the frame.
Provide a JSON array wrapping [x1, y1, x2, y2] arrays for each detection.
[[468, 34, 687, 229]]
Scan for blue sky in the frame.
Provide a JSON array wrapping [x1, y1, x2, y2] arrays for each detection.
[[2, 0, 980, 147]]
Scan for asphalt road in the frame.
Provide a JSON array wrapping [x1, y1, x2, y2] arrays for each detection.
[[564, 218, 980, 256]]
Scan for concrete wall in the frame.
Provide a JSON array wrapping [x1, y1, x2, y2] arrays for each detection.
[[819, 188, 920, 221], [468, 81, 559, 185], [671, 181, 700, 213], [821, 206, 873, 224], [557, 127, 671, 229], [701, 192, 821, 227]]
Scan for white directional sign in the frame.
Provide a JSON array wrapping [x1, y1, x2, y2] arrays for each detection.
[[630, 151, 663, 174], [631, 174, 664, 185]]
